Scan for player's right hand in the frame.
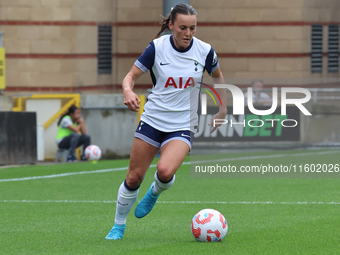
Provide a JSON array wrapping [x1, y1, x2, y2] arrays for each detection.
[[124, 90, 141, 112]]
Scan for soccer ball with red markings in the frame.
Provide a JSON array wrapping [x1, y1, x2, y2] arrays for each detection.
[[85, 145, 102, 161], [191, 209, 228, 242]]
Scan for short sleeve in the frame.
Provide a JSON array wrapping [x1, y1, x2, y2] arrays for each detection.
[[60, 117, 73, 128], [134, 41, 155, 73], [205, 46, 219, 76]]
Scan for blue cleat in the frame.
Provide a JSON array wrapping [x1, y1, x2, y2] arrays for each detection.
[[105, 223, 126, 240], [135, 182, 160, 218]]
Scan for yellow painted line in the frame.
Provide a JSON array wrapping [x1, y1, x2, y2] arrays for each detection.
[[43, 98, 76, 130], [0, 48, 6, 90]]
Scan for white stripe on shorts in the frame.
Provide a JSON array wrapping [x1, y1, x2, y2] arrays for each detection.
[[134, 132, 160, 148], [161, 137, 191, 149]]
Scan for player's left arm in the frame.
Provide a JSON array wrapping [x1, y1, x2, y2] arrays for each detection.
[[77, 118, 86, 134], [209, 66, 228, 133]]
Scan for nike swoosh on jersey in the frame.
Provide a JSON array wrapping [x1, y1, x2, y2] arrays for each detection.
[[181, 133, 191, 138], [160, 62, 170, 66]]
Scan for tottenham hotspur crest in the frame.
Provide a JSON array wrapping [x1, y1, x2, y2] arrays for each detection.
[[194, 61, 198, 72]]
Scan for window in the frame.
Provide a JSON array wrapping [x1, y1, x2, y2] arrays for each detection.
[[328, 25, 339, 73], [98, 25, 112, 74], [311, 24, 323, 73]]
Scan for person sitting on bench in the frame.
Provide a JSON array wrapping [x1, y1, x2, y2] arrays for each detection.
[[56, 105, 90, 162]]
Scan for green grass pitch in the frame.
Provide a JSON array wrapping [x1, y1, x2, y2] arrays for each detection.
[[0, 149, 339, 254]]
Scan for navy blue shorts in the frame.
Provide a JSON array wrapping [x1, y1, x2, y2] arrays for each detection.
[[134, 121, 194, 149]]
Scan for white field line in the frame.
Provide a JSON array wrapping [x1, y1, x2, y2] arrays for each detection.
[[0, 167, 129, 182], [0, 200, 339, 205], [0, 150, 337, 183]]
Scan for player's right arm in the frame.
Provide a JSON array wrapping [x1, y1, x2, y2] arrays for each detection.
[[123, 41, 155, 112], [60, 116, 81, 133], [66, 124, 81, 133], [123, 65, 144, 112]]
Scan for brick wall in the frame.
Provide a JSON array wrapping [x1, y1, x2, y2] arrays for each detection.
[[0, 0, 117, 93], [0, 0, 339, 93]]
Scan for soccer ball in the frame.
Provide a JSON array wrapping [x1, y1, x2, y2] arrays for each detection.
[[85, 145, 102, 161], [191, 209, 228, 242]]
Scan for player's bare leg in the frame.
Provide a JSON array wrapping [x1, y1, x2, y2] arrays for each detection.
[[125, 138, 160, 188], [135, 140, 190, 218], [105, 138, 159, 240], [157, 140, 190, 182]]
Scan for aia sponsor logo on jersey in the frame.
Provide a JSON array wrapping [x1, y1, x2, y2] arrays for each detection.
[[165, 77, 195, 89]]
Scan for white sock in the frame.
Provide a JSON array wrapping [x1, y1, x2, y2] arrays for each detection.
[[114, 181, 139, 225], [152, 171, 175, 196]]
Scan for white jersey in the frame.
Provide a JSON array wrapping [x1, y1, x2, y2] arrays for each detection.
[[135, 34, 219, 133], [244, 91, 272, 106]]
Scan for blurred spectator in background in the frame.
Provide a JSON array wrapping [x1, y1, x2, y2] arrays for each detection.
[[244, 79, 273, 106], [56, 105, 90, 162]]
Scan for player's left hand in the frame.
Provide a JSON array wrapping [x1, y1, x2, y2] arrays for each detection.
[[208, 110, 227, 133]]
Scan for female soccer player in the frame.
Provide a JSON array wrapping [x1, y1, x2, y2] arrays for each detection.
[[56, 105, 90, 162], [105, 3, 227, 240]]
